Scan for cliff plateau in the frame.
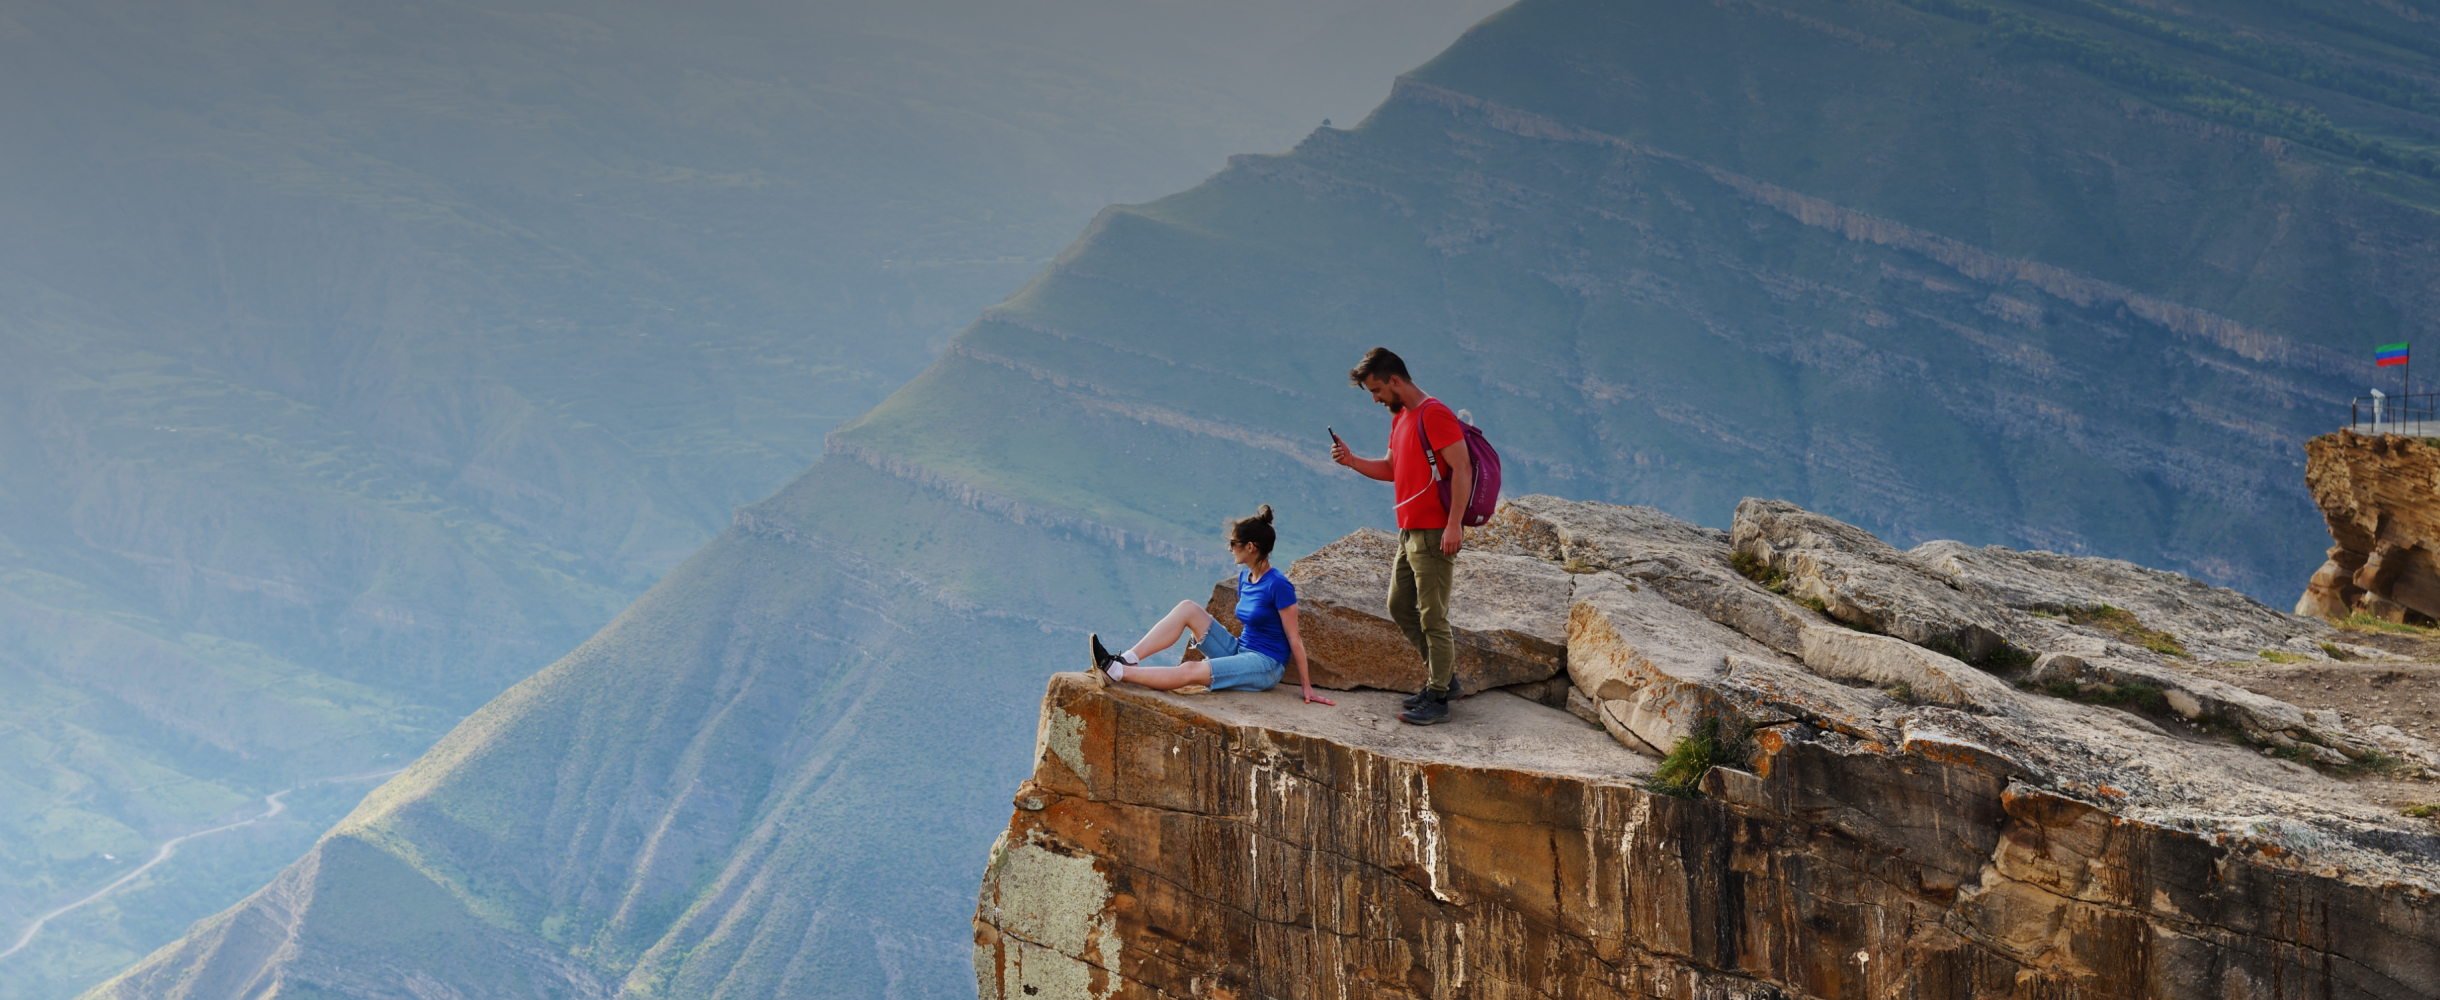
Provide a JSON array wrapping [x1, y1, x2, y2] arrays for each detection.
[[976, 497, 2440, 999]]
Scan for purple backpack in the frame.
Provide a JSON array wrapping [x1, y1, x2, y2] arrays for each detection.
[[1416, 399, 1502, 527]]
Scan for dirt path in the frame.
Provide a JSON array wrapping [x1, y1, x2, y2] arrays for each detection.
[[0, 768, 405, 962], [2197, 642, 2440, 815]]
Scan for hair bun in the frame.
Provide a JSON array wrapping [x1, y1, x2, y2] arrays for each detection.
[[1254, 504, 1275, 524]]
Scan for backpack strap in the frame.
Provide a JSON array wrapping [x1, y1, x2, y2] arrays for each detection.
[[1414, 398, 1455, 484]]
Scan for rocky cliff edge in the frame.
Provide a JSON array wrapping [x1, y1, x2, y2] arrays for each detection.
[[976, 496, 2440, 999], [2301, 431, 2440, 625]]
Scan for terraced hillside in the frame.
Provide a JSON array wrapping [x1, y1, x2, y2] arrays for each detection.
[[0, 0, 1509, 993], [90, 0, 2440, 996]]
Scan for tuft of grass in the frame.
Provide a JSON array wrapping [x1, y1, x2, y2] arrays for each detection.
[[1933, 636, 2034, 673], [1888, 681, 1918, 705], [1730, 550, 1787, 592], [2258, 649, 2306, 664], [2318, 642, 2349, 660], [1648, 716, 1753, 799], [1981, 644, 2035, 673], [1562, 557, 1599, 574], [2068, 605, 2187, 658], [2344, 749, 2405, 778], [2338, 613, 2433, 636], [2030, 677, 2170, 715], [2407, 803, 2439, 819], [2087, 682, 2169, 715]]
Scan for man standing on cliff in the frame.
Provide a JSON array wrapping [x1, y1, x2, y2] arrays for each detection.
[[1331, 347, 1472, 725]]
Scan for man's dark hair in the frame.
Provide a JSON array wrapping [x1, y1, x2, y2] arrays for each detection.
[[1348, 347, 1410, 387], [1231, 504, 1277, 557]]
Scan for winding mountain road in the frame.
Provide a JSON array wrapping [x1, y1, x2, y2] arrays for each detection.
[[0, 768, 407, 961]]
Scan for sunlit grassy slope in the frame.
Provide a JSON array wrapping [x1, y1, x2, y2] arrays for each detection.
[[89, 0, 2440, 995]]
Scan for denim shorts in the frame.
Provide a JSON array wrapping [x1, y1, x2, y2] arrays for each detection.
[[1198, 622, 1284, 692]]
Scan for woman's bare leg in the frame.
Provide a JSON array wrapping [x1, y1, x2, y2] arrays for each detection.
[[1125, 600, 1215, 663], [1116, 661, 1214, 691]]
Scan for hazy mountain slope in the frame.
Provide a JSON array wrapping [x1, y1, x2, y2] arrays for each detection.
[[87, 459, 1210, 999], [0, 0, 1509, 992], [837, 0, 2440, 595], [93, 0, 2440, 996]]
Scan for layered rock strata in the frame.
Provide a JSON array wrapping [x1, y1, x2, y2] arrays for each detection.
[[2301, 431, 2440, 623], [979, 496, 2440, 999]]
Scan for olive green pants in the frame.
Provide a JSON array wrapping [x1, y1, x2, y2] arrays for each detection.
[[1388, 528, 1457, 694]]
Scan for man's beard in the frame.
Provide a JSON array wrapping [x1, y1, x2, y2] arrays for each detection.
[[1387, 399, 1405, 413]]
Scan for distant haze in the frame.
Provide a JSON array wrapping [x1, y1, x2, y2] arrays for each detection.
[[0, 0, 1505, 994]]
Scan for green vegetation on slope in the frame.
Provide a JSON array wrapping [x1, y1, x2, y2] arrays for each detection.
[[1895, 0, 2440, 177]]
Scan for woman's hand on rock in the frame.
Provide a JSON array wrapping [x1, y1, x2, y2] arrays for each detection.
[[1303, 686, 1336, 707]]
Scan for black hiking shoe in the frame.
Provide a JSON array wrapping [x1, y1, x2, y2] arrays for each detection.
[[1402, 676, 1460, 711], [1399, 688, 1451, 726], [1088, 633, 1118, 684]]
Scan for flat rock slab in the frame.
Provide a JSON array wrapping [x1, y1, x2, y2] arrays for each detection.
[[1732, 497, 2017, 658], [1206, 528, 1569, 692], [1085, 675, 1649, 782], [1912, 539, 2332, 663]]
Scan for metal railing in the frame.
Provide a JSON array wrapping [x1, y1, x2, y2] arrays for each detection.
[[2350, 392, 2440, 435]]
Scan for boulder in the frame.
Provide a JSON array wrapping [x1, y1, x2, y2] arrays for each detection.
[[1799, 626, 2021, 715], [1730, 497, 2020, 659], [1205, 528, 1569, 692], [1566, 576, 1779, 752], [1568, 576, 1896, 752], [2297, 544, 2370, 618], [1479, 495, 1820, 656]]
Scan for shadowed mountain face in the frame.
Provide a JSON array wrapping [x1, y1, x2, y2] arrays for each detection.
[[0, 0, 1513, 993], [87, 0, 2440, 996]]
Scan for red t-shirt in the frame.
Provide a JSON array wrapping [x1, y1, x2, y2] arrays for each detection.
[[1390, 399, 1466, 530]]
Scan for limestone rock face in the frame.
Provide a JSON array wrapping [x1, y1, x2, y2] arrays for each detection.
[[985, 496, 2440, 1000], [2303, 431, 2440, 622], [977, 678, 2439, 1000]]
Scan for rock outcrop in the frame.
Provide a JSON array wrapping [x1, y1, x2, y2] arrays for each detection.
[[979, 496, 2440, 1000], [2301, 431, 2440, 623]]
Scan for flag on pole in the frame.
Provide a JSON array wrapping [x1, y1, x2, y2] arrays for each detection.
[[2377, 342, 2411, 367]]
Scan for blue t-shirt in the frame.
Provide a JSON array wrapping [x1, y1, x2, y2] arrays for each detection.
[[1234, 567, 1297, 663]]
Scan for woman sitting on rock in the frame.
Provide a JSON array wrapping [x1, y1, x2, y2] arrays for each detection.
[[1090, 505, 1334, 705]]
